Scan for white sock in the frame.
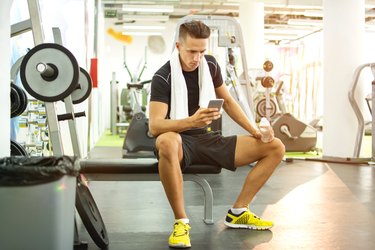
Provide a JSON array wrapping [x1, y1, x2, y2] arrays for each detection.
[[230, 207, 247, 215], [175, 218, 190, 224]]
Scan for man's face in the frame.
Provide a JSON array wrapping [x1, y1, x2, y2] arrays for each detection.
[[176, 35, 208, 72]]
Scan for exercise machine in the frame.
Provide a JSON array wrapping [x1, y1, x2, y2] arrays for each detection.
[[270, 82, 318, 153], [302, 62, 374, 164], [110, 46, 149, 135], [349, 63, 375, 161], [226, 48, 256, 124], [253, 60, 279, 122], [121, 45, 155, 158], [254, 60, 318, 152], [272, 113, 318, 152], [120, 46, 150, 121]]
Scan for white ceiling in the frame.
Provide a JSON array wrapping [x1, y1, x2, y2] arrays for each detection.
[[102, 0, 375, 43]]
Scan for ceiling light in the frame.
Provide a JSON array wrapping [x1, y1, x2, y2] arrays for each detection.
[[122, 5, 174, 13], [122, 31, 163, 36], [264, 28, 311, 35], [180, 2, 206, 4], [123, 25, 166, 30], [304, 10, 323, 17], [121, 15, 169, 22], [222, 3, 239, 7], [288, 5, 322, 9], [287, 19, 323, 27]]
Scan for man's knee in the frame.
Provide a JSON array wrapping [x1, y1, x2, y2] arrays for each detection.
[[155, 132, 182, 158], [270, 138, 286, 159]]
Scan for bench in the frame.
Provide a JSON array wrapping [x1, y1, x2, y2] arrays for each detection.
[[79, 158, 221, 224]]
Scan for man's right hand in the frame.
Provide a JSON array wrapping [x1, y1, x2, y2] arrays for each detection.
[[189, 108, 221, 128]]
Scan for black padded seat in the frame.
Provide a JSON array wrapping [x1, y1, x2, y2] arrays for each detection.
[[80, 158, 222, 174]]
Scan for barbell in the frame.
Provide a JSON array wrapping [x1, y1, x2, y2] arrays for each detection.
[[19, 43, 92, 104]]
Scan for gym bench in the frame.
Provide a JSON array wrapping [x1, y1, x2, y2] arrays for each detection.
[[79, 158, 221, 224]]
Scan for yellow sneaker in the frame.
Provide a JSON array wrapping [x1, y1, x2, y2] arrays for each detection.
[[224, 208, 273, 230], [168, 221, 191, 248]]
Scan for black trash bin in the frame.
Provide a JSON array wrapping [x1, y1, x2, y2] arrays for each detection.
[[0, 156, 80, 250]]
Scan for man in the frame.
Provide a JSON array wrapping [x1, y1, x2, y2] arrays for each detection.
[[149, 20, 285, 248]]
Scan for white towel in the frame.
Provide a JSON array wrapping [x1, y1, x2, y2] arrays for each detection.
[[170, 48, 216, 120]]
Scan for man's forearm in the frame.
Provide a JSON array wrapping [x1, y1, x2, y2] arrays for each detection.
[[149, 117, 193, 137]]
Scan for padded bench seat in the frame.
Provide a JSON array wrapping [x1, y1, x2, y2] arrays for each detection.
[[80, 158, 221, 174], [79, 158, 221, 224]]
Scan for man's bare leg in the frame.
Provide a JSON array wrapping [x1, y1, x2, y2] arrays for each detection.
[[233, 136, 285, 208], [156, 132, 187, 219]]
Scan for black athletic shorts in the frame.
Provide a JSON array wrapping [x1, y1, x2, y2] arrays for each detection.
[[155, 128, 237, 172]]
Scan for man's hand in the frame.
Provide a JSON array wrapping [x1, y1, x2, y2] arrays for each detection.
[[189, 108, 221, 128], [252, 130, 262, 139], [252, 127, 275, 141]]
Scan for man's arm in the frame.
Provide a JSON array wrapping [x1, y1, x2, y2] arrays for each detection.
[[215, 84, 261, 138], [148, 101, 221, 137]]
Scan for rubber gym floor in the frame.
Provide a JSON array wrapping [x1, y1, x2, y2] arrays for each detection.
[[77, 132, 375, 250]]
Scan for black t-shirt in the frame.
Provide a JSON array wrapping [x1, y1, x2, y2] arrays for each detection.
[[150, 54, 223, 118]]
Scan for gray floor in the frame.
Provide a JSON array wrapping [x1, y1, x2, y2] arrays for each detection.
[[76, 146, 375, 250]]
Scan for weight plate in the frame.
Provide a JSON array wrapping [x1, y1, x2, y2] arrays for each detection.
[[10, 140, 28, 156], [20, 43, 79, 102], [261, 76, 275, 88], [263, 60, 273, 72], [11, 84, 28, 118], [19, 86, 29, 116], [71, 67, 92, 104], [75, 175, 109, 249], [10, 84, 21, 118], [256, 98, 277, 119]]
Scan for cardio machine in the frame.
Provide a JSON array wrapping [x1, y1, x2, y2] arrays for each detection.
[[271, 80, 318, 152], [255, 64, 318, 153], [121, 46, 155, 158], [349, 63, 375, 161]]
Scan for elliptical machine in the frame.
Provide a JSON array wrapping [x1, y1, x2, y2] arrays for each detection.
[[121, 46, 155, 158], [121, 80, 155, 158]]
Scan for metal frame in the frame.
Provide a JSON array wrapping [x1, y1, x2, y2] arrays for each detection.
[[84, 172, 214, 224], [11, 0, 65, 157], [348, 63, 375, 160]]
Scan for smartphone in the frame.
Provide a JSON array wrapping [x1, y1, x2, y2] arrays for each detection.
[[207, 99, 224, 111]]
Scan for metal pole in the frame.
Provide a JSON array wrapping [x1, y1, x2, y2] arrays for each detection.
[[372, 80, 375, 161], [111, 72, 118, 135]]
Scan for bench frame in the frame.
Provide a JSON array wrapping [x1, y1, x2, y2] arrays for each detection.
[[83, 172, 214, 224]]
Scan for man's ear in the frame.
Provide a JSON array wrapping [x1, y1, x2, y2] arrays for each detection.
[[176, 42, 180, 50]]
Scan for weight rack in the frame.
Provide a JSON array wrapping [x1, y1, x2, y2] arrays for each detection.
[[10, 0, 108, 249]]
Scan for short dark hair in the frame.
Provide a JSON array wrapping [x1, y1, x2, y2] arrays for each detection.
[[178, 20, 211, 42]]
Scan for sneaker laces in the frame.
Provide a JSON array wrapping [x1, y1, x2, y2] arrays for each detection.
[[251, 213, 260, 220], [173, 222, 189, 237]]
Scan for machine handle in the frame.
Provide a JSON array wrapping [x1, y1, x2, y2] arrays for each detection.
[[280, 125, 298, 140]]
